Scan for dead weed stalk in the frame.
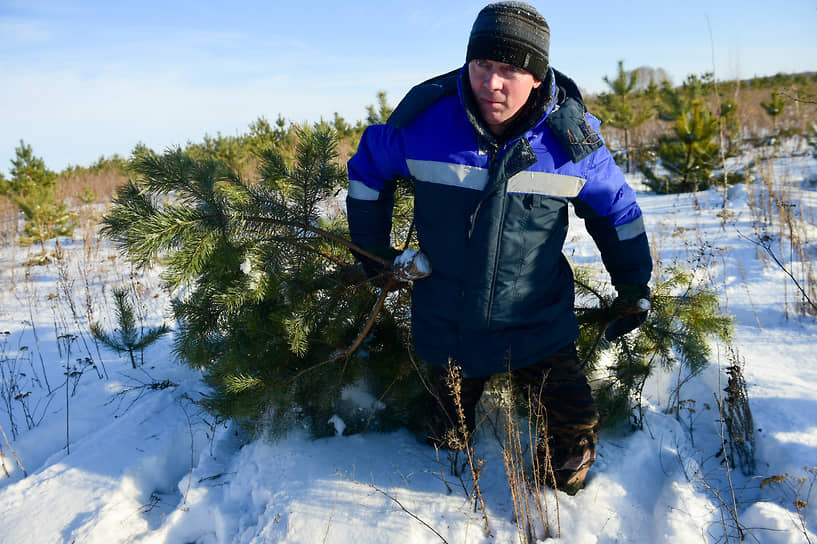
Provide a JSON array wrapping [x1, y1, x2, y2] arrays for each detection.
[[492, 372, 559, 542], [444, 363, 492, 538]]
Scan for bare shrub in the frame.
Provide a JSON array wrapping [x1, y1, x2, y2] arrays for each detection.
[[442, 363, 492, 538], [760, 467, 817, 544], [718, 347, 756, 476], [489, 374, 559, 542]]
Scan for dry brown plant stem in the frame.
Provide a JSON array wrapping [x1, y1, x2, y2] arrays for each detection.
[[705, 15, 732, 209], [0, 420, 26, 477], [19, 276, 51, 393], [739, 230, 817, 315], [54, 245, 104, 379], [177, 396, 196, 510], [343, 474, 450, 544], [445, 364, 492, 537], [321, 479, 342, 544], [528, 380, 559, 536], [696, 352, 745, 542], [760, 468, 817, 544], [497, 372, 559, 543], [0, 441, 8, 477]]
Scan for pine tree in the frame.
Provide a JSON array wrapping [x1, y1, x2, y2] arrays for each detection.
[[3, 141, 75, 259], [640, 81, 722, 194], [597, 61, 653, 172], [101, 124, 428, 436], [761, 91, 786, 136], [246, 115, 295, 160], [366, 91, 393, 126], [90, 287, 170, 368], [718, 98, 742, 160]]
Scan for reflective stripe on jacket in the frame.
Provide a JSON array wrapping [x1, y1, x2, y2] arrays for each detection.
[[347, 65, 652, 377]]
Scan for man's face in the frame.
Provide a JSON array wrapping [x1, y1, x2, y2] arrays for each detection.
[[468, 59, 542, 136]]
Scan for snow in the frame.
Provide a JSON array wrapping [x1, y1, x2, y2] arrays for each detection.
[[2, 153, 817, 543]]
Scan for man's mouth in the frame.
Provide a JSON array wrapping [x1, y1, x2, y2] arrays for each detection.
[[479, 97, 503, 109]]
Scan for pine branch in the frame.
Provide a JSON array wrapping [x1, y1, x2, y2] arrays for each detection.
[[285, 276, 398, 385], [89, 322, 129, 353], [132, 324, 171, 351], [232, 215, 391, 266]]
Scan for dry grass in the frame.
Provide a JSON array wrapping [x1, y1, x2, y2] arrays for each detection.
[[55, 168, 129, 207], [745, 147, 817, 317], [489, 374, 559, 543], [442, 363, 492, 538], [0, 198, 19, 247]]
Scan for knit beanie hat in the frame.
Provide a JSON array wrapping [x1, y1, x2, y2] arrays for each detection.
[[466, 1, 550, 81]]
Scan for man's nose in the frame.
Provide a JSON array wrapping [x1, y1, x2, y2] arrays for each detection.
[[484, 70, 503, 91]]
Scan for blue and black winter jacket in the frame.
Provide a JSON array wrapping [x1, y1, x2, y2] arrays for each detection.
[[347, 65, 652, 377]]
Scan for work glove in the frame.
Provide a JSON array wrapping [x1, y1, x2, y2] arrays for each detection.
[[391, 249, 432, 282], [355, 245, 431, 285], [605, 284, 650, 341]]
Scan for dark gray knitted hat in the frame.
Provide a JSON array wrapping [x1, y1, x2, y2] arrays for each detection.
[[466, 1, 550, 81]]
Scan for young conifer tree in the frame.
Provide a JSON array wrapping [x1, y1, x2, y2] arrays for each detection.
[[761, 91, 786, 136], [597, 61, 653, 173], [2, 141, 75, 258], [640, 80, 723, 194], [101, 124, 427, 436], [102, 120, 733, 438], [91, 287, 170, 368]]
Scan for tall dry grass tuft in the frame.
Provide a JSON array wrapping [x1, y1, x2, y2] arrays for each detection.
[[745, 150, 817, 317], [442, 363, 492, 538], [53, 244, 107, 379], [0, 198, 19, 248], [491, 373, 559, 542], [760, 467, 817, 544], [718, 347, 756, 477]]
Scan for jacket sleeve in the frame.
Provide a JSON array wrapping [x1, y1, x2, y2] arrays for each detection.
[[346, 123, 408, 252], [572, 125, 652, 288]]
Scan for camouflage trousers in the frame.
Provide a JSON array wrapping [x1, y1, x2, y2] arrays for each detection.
[[426, 344, 599, 494]]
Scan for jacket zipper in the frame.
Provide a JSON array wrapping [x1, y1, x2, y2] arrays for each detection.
[[484, 143, 505, 326]]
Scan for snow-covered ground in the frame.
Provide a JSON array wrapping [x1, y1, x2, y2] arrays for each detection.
[[1, 153, 816, 543]]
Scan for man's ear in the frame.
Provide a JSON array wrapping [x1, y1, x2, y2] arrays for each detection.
[[532, 78, 543, 89]]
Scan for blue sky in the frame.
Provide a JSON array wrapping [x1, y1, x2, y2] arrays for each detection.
[[2, 0, 816, 173]]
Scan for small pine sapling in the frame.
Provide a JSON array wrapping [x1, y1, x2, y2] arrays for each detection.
[[91, 287, 169, 368], [761, 91, 786, 136], [2, 141, 76, 261], [638, 76, 735, 195], [597, 60, 653, 173]]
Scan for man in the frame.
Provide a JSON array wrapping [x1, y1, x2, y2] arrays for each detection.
[[346, 1, 652, 494]]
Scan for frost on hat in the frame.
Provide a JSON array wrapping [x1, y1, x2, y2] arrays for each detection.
[[466, 1, 550, 81]]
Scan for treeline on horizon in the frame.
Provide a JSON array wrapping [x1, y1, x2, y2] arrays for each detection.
[[2, 65, 816, 211]]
